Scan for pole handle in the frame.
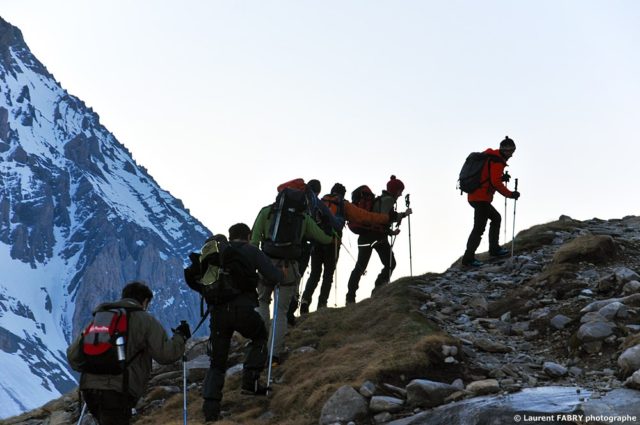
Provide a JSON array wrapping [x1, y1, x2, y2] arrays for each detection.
[[405, 193, 410, 208], [514, 178, 519, 191]]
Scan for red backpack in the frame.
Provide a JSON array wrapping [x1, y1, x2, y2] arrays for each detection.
[[79, 307, 141, 375]]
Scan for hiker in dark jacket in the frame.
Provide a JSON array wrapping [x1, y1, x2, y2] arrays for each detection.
[[200, 223, 284, 422], [67, 281, 188, 425], [345, 175, 412, 304], [300, 182, 395, 312], [287, 179, 345, 323], [462, 136, 520, 267]]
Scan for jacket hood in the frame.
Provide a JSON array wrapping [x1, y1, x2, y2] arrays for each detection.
[[93, 298, 144, 314], [484, 148, 507, 163]]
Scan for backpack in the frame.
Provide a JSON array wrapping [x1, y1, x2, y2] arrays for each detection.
[[321, 194, 345, 234], [458, 152, 506, 194], [262, 187, 307, 259], [347, 185, 381, 235], [79, 306, 141, 375], [201, 244, 259, 305], [276, 178, 306, 193]]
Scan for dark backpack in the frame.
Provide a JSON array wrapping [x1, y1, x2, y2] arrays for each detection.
[[79, 306, 141, 375], [458, 152, 506, 194], [262, 187, 307, 259], [348, 185, 380, 235], [220, 244, 259, 293]]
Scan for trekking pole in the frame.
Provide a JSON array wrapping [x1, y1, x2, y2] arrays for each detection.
[[333, 236, 338, 307], [388, 200, 398, 282], [181, 319, 188, 425], [405, 194, 413, 276], [503, 183, 508, 245], [511, 178, 519, 257], [266, 285, 279, 395], [77, 402, 87, 425]]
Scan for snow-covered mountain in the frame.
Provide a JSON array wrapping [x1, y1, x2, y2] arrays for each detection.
[[0, 17, 210, 418]]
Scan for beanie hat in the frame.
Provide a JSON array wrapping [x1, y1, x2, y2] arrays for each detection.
[[330, 183, 346, 197], [500, 136, 516, 150], [386, 175, 405, 196], [307, 179, 321, 195]]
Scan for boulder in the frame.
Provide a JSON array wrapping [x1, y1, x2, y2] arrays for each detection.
[[553, 235, 617, 264], [543, 362, 568, 378], [618, 345, 640, 375], [369, 395, 405, 413], [576, 321, 615, 342], [319, 386, 369, 425], [465, 379, 500, 395], [406, 379, 459, 408]]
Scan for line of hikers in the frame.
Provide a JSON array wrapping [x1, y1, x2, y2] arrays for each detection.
[[65, 136, 521, 424]]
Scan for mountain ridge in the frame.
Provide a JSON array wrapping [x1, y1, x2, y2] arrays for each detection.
[[0, 16, 211, 418]]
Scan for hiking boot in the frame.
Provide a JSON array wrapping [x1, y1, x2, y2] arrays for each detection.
[[299, 301, 309, 314], [345, 294, 356, 305], [316, 303, 327, 310], [203, 399, 220, 422], [489, 247, 510, 257], [241, 380, 269, 396], [461, 258, 483, 267]]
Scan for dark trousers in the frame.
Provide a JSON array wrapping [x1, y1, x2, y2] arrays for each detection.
[[301, 241, 340, 308], [202, 303, 268, 404], [82, 389, 135, 425], [463, 201, 501, 261], [346, 234, 395, 302]]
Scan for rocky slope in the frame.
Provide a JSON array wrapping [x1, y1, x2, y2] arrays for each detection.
[[5, 215, 640, 424], [0, 17, 209, 417]]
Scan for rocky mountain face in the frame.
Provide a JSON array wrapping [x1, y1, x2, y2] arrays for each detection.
[[0, 17, 209, 418], [6, 215, 640, 425]]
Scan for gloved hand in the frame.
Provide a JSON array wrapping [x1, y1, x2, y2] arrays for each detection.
[[403, 208, 413, 217], [390, 228, 401, 236], [502, 172, 511, 183], [173, 321, 191, 341], [511, 190, 520, 200]]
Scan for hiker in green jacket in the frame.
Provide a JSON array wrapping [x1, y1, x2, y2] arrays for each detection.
[[251, 197, 333, 365]]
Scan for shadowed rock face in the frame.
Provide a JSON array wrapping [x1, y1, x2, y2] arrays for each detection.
[[0, 16, 210, 417]]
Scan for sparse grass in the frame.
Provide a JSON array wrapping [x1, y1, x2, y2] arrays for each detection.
[[136, 275, 444, 424]]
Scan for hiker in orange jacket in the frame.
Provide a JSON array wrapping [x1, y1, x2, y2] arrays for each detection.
[[462, 136, 520, 267], [299, 182, 398, 312]]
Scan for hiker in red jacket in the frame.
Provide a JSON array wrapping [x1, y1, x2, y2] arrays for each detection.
[[462, 136, 520, 267]]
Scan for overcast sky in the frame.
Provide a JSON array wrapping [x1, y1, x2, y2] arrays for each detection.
[[3, 1, 639, 306]]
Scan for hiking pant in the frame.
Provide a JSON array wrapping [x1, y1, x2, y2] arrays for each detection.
[[463, 201, 501, 261], [82, 389, 136, 425], [301, 240, 340, 308], [286, 241, 312, 317], [257, 259, 300, 357], [202, 303, 268, 405], [346, 234, 395, 303]]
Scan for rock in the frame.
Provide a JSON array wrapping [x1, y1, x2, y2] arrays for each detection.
[[568, 366, 583, 377], [581, 294, 640, 313], [615, 267, 640, 283], [451, 379, 464, 390], [580, 312, 606, 323], [49, 410, 73, 425], [582, 388, 640, 420], [543, 362, 568, 378], [441, 344, 458, 357], [618, 345, 640, 375], [360, 380, 377, 397], [473, 338, 512, 353], [465, 379, 500, 395], [374, 411, 393, 424], [292, 346, 317, 355], [225, 363, 243, 377], [553, 235, 617, 264], [468, 296, 488, 317], [577, 321, 615, 342], [406, 379, 459, 408], [623, 280, 640, 294], [319, 385, 368, 425], [624, 370, 640, 389], [369, 396, 405, 413], [598, 301, 628, 320], [382, 383, 407, 399], [550, 314, 572, 330]]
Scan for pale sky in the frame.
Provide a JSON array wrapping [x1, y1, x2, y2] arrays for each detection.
[[2, 1, 639, 306]]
